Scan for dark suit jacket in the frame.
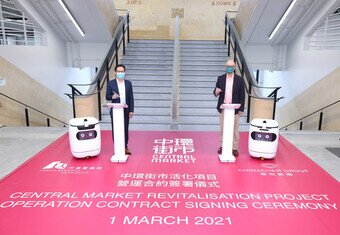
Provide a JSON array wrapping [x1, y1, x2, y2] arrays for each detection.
[[106, 79, 134, 113], [213, 73, 245, 114]]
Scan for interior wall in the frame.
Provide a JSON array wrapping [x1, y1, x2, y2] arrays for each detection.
[[114, 0, 240, 40], [66, 0, 120, 69], [256, 0, 340, 131], [260, 38, 340, 109], [279, 67, 340, 131], [0, 57, 71, 127], [0, 0, 93, 100], [233, 0, 259, 38], [95, 0, 120, 37]]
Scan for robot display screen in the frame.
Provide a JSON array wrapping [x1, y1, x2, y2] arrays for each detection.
[[76, 130, 98, 140], [251, 131, 277, 142]]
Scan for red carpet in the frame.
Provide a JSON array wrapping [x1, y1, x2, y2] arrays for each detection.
[[0, 131, 339, 235]]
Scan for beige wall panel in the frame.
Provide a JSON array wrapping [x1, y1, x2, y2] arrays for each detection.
[[234, 0, 258, 38], [96, 0, 120, 36], [115, 0, 240, 40], [131, 26, 170, 39], [322, 105, 340, 130], [279, 67, 340, 131], [0, 57, 71, 127], [283, 102, 340, 131], [74, 95, 99, 119], [0, 98, 26, 126], [250, 98, 274, 120]]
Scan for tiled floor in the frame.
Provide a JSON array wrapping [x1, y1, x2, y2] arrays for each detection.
[[281, 130, 340, 181], [0, 127, 67, 179], [0, 127, 339, 181]]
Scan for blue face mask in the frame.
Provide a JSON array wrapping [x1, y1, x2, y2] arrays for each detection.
[[226, 67, 235, 74], [116, 72, 125, 79]]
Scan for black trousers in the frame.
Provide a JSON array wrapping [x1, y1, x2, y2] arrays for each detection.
[[110, 109, 129, 148]]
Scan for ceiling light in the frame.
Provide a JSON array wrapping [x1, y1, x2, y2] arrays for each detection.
[[269, 0, 298, 40], [58, 0, 85, 37]]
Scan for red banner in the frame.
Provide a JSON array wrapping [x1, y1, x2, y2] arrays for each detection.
[[0, 131, 339, 234]]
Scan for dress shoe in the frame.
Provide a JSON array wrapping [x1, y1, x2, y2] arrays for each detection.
[[217, 147, 222, 154], [125, 148, 131, 155], [232, 150, 239, 157]]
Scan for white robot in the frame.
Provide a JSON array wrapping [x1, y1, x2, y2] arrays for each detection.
[[69, 117, 101, 158], [249, 119, 279, 159]]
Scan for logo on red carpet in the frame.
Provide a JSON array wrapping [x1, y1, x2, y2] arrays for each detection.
[[43, 161, 67, 170], [260, 163, 278, 169], [238, 163, 309, 177], [41, 161, 102, 175], [151, 138, 197, 164]]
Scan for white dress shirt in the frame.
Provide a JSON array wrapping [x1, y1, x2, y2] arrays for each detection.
[[116, 79, 126, 104]]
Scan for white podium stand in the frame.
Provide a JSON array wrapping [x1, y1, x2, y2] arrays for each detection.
[[219, 103, 241, 163], [107, 103, 129, 163]]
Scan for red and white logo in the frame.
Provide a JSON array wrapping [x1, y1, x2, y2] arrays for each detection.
[[41, 161, 102, 175], [43, 161, 67, 170]]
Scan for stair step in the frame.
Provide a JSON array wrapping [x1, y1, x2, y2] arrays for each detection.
[[130, 123, 171, 131], [181, 48, 227, 53], [125, 51, 174, 56], [123, 55, 173, 60], [129, 39, 174, 44], [180, 76, 218, 82], [178, 125, 219, 131], [132, 81, 172, 87], [178, 124, 250, 132], [131, 115, 171, 124], [126, 47, 174, 52], [134, 107, 170, 115], [180, 70, 225, 76], [122, 60, 173, 65], [126, 66, 173, 70], [134, 93, 171, 100], [127, 70, 172, 76], [179, 108, 216, 116], [134, 87, 172, 93], [180, 94, 217, 101], [179, 87, 214, 93], [181, 65, 224, 70], [122, 61, 172, 70], [181, 44, 228, 51], [180, 40, 225, 45], [128, 44, 174, 48], [178, 116, 219, 124], [135, 100, 171, 107], [180, 52, 227, 57], [181, 55, 228, 60], [180, 81, 216, 88], [180, 60, 225, 66], [129, 75, 172, 81], [180, 100, 216, 107]]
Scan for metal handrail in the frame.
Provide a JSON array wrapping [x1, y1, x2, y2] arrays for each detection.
[[225, 14, 282, 93], [280, 99, 340, 130], [0, 93, 67, 126], [67, 13, 130, 90], [224, 12, 283, 121]]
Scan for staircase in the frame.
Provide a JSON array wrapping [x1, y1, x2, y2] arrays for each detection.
[[178, 40, 228, 131], [101, 39, 248, 131], [101, 39, 174, 130]]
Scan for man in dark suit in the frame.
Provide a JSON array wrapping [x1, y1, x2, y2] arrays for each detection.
[[106, 64, 134, 155], [213, 59, 245, 157]]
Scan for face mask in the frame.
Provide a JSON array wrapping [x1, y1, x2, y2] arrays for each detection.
[[116, 72, 125, 79], [226, 67, 235, 74]]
